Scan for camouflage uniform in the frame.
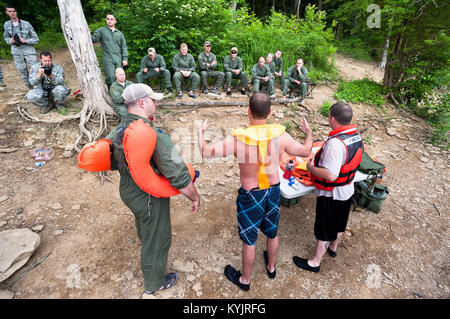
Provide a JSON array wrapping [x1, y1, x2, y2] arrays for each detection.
[[91, 27, 128, 89], [251, 63, 274, 95], [223, 55, 247, 87], [136, 54, 171, 91], [172, 53, 200, 92], [107, 113, 191, 293], [3, 19, 39, 88], [25, 62, 70, 109], [198, 51, 224, 91], [109, 79, 133, 120], [282, 65, 308, 98]]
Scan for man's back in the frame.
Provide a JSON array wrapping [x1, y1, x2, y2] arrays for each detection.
[[234, 131, 310, 190]]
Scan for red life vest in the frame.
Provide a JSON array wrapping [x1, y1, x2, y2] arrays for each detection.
[[311, 124, 364, 191]]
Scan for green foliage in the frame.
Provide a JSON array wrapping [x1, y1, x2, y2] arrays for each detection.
[[320, 99, 331, 117], [334, 78, 385, 107], [333, 38, 374, 62], [97, 0, 235, 74], [232, 5, 337, 79]]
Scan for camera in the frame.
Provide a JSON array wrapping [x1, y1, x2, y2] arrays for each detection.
[[42, 83, 53, 98], [13, 34, 21, 46], [43, 65, 52, 76]]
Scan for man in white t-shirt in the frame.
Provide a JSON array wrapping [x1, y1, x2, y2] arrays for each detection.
[[293, 102, 364, 273]]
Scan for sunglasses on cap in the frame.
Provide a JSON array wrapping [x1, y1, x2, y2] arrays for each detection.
[[231, 51, 237, 54]]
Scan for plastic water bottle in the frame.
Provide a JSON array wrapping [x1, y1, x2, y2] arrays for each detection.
[[35, 161, 46, 167], [283, 160, 294, 179]]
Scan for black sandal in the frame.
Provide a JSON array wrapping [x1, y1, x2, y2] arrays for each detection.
[[145, 272, 179, 294], [263, 251, 276, 279], [224, 265, 250, 291]]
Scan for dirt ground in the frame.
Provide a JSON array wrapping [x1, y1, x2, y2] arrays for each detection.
[[0, 49, 448, 299]]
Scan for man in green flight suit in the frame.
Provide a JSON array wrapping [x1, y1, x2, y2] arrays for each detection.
[[172, 43, 200, 99], [223, 47, 247, 96], [198, 41, 224, 95], [282, 58, 309, 101], [109, 67, 133, 121], [107, 83, 200, 297], [273, 50, 285, 88], [136, 47, 172, 95], [251, 56, 275, 99], [91, 14, 128, 91]]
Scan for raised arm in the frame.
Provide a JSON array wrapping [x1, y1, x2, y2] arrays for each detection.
[[198, 120, 236, 158], [281, 117, 313, 157]]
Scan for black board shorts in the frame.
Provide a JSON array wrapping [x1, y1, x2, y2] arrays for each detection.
[[314, 196, 352, 242]]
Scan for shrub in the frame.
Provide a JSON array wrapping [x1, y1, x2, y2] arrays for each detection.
[[334, 78, 385, 107]]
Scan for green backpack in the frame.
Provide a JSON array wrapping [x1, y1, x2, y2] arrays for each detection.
[[353, 152, 389, 213], [353, 180, 389, 213]]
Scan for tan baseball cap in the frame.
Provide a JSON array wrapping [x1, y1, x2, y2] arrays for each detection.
[[231, 47, 238, 53], [148, 47, 156, 55], [122, 83, 163, 104]]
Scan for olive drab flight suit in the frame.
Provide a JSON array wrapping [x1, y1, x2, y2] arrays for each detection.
[[108, 113, 191, 292], [109, 79, 133, 120], [251, 63, 274, 95], [282, 65, 308, 99], [172, 52, 200, 92], [136, 54, 172, 91], [198, 51, 224, 90], [91, 27, 128, 89]]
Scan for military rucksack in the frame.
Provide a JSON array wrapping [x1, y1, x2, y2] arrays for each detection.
[[353, 152, 389, 213]]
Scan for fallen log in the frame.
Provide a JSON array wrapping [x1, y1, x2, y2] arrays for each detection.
[[158, 96, 305, 108]]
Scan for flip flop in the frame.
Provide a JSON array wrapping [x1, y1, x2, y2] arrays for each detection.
[[144, 272, 179, 294], [224, 265, 250, 291], [263, 250, 276, 279], [293, 256, 320, 273]]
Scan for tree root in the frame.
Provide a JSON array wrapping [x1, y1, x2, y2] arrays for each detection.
[[17, 104, 115, 153]]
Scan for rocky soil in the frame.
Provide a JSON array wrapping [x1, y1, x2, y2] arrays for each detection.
[[0, 50, 448, 299]]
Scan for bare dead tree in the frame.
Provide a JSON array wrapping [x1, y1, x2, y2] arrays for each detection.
[[57, 0, 115, 151]]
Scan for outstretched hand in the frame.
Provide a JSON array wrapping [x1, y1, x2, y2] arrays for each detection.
[[299, 117, 312, 135], [199, 119, 213, 133]]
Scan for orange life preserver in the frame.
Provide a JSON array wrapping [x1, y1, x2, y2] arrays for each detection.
[[280, 141, 324, 186], [78, 139, 111, 171], [122, 119, 196, 198], [77, 119, 196, 198]]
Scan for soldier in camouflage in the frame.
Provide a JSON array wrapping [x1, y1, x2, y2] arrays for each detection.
[[3, 6, 39, 89], [25, 52, 71, 114], [0, 63, 5, 87]]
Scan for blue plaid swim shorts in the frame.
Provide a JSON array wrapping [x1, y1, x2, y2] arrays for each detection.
[[236, 184, 281, 246]]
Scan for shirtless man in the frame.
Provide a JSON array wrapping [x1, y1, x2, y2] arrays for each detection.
[[198, 92, 313, 291]]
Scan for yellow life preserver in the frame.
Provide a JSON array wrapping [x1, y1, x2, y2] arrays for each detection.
[[231, 124, 285, 189]]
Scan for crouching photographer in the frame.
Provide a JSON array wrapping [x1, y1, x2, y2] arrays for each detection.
[[25, 51, 71, 114]]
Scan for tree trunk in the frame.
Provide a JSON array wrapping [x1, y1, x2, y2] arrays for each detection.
[[295, 0, 301, 18], [318, 0, 323, 11], [58, 0, 113, 116], [57, 0, 114, 147]]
